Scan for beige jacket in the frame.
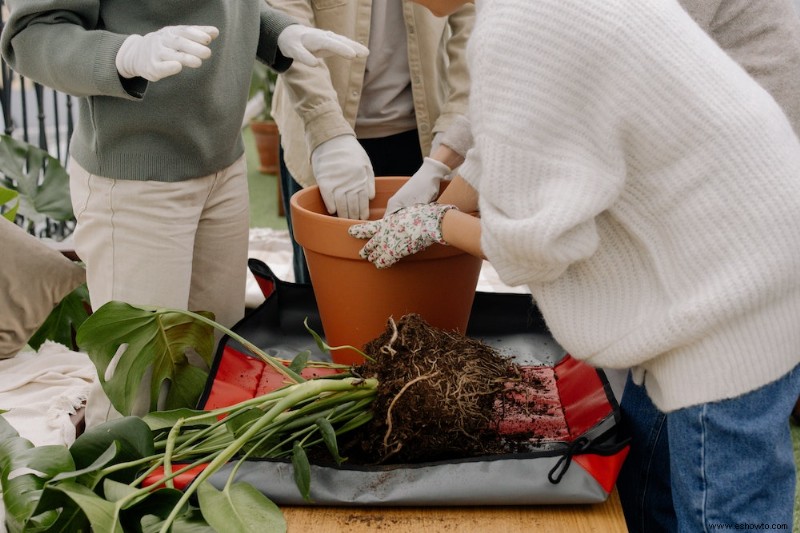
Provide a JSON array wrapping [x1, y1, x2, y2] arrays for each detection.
[[267, 0, 475, 187], [678, 0, 800, 132]]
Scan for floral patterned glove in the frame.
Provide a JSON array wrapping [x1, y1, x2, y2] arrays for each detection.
[[348, 203, 458, 268]]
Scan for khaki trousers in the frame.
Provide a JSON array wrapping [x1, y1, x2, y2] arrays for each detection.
[[68, 156, 250, 427]]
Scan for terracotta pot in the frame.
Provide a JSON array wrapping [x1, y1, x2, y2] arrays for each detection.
[[290, 177, 483, 365], [250, 120, 280, 175]]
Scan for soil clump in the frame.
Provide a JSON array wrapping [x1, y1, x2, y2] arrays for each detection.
[[335, 313, 552, 465]]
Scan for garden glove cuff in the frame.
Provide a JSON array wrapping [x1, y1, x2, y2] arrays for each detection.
[[311, 135, 375, 220], [385, 157, 451, 216], [278, 25, 369, 68], [348, 203, 458, 268], [115, 25, 219, 82]]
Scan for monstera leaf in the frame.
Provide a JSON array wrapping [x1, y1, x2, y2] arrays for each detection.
[[76, 301, 216, 416], [0, 134, 72, 227], [0, 184, 19, 221]]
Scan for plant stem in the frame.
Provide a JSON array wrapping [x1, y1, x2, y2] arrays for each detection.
[[140, 305, 307, 383], [157, 377, 378, 533]]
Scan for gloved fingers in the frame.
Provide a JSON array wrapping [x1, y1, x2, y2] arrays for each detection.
[[368, 247, 401, 269], [348, 219, 381, 240], [384, 197, 403, 216], [334, 192, 351, 219], [319, 188, 338, 215], [171, 25, 220, 44], [163, 37, 212, 63], [161, 26, 217, 62], [286, 44, 322, 68], [384, 159, 447, 215], [277, 25, 319, 67], [353, 188, 370, 220], [359, 238, 380, 261], [147, 60, 185, 81], [385, 186, 439, 215], [157, 47, 204, 69], [303, 30, 370, 60], [366, 168, 376, 199]]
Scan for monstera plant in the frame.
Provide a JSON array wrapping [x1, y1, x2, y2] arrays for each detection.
[[0, 133, 73, 233]]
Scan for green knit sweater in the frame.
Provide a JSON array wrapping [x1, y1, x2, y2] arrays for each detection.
[[0, 0, 296, 182]]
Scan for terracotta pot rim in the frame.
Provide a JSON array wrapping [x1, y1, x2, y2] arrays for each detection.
[[290, 177, 467, 261]]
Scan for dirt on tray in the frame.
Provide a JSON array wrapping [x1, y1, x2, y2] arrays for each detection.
[[331, 313, 558, 465]]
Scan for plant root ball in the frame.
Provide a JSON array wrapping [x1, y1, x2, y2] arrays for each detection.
[[350, 313, 521, 464]]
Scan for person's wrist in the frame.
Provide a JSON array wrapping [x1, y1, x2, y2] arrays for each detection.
[[433, 203, 458, 245], [115, 35, 142, 79]]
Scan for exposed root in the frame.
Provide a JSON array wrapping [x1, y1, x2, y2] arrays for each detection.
[[383, 372, 439, 450], [343, 313, 521, 463]]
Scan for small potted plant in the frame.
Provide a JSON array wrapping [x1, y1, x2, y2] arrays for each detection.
[[248, 61, 280, 176]]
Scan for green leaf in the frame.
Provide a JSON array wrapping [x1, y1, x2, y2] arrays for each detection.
[[69, 417, 154, 482], [0, 434, 74, 533], [103, 479, 192, 532], [0, 133, 73, 223], [197, 481, 286, 533], [0, 414, 18, 440], [141, 506, 215, 532], [291, 441, 312, 502], [50, 442, 121, 489], [303, 318, 372, 362], [288, 350, 310, 375], [315, 418, 345, 465], [143, 408, 219, 432], [304, 318, 330, 356], [44, 480, 124, 533], [0, 184, 19, 221], [28, 283, 90, 351], [223, 408, 262, 438], [76, 301, 215, 416]]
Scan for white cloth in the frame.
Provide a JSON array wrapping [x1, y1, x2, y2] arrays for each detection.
[[0, 341, 97, 533], [246, 227, 296, 307], [459, 0, 800, 411], [0, 342, 96, 533], [0, 342, 94, 446]]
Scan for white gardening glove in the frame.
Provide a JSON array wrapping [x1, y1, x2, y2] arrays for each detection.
[[278, 25, 369, 68], [348, 203, 458, 268], [115, 25, 219, 82], [384, 157, 451, 216], [311, 135, 375, 220]]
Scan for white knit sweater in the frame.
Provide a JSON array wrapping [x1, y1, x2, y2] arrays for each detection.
[[459, 0, 800, 412]]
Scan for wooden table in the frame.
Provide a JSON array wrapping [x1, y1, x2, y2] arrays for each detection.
[[281, 489, 628, 532]]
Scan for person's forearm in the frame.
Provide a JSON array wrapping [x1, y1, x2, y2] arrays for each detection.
[[441, 208, 484, 260], [437, 174, 478, 212]]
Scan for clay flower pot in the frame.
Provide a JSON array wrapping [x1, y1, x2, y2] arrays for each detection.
[[290, 177, 483, 364], [250, 120, 280, 175]]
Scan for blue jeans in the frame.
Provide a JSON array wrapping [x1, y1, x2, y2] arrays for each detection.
[[618, 365, 799, 532], [617, 374, 676, 533], [278, 146, 310, 285]]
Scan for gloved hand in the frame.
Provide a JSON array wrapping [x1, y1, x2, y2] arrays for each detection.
[[385, 157, 451, 215], [348, 203, 458, 268], [115, 26, 219, 82], [278, 25, 369, 67], [311, 135, 375, 219]]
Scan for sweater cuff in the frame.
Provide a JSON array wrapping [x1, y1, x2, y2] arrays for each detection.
[[458, 153, 481, 190], [436, 114, 473, 158]]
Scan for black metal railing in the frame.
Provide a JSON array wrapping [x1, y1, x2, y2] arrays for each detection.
[[0, 0, 76, 239]]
